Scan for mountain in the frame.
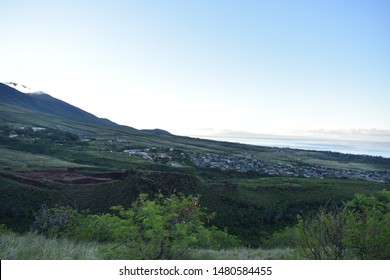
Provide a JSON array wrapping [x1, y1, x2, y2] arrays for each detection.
[[2, 82, 35, 93], [141, 128, 172, 136], [1, 81, 389, 247], [0, 82, 118, 126]]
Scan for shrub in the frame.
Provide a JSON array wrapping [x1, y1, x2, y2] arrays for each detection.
[[296, 207, 347, 259], [31, 204, 79, 238], [0, 224, 9, 234], [342, 190, 390, 259], [263, 226, 299, 249], [31, 193, 239, 259], [106, 193, 239, 259], [295, 190, 390, 259]]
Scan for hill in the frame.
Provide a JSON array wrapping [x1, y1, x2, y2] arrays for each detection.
[[0, 81, 389, 245], [0, 83, 118, 126]]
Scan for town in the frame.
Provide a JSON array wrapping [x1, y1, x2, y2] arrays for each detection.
[[1, 124, 388, 184], [124, 147, 390, 183]]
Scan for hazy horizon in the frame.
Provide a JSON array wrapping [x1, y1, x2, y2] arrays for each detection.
[[1, 0, 389, 140], [191, 131, 390, 158]]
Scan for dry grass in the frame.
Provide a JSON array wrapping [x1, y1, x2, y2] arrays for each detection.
[[0, 231, 100, 260], [0, 230, 298, 260], [186, 247, 296, 260]]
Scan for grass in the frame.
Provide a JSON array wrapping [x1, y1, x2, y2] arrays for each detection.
[[303, 157, 380, 171], [0, 229, 295, 260], [0, 231, 101, 260], [1, 102, 390, 249], [2, 99, 390, 171], [185, 247, 296, 260], [0, 147, 85, 170]]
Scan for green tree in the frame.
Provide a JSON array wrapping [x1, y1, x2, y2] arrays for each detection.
[[295, 190, 390, 259], [296, 207, 347, 259], [31, 193, 239, 259], [31, 204, 78, 238], [342, 190, 390, 259], [109, 193, 238, 259]]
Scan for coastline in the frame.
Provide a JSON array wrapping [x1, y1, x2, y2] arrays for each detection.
[[194, 135, 390, 158]]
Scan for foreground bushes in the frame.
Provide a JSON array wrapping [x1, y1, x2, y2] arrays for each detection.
[[0, 229, 294, 260], [31, 193, 239, 259], [295, 190, 390, 259], [4, 190, 388, 260]]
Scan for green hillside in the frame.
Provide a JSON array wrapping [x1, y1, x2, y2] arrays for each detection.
[[1, 83, 389, 251]]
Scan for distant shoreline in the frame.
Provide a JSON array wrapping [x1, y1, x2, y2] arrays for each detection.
[[194, 135, 390, 158]]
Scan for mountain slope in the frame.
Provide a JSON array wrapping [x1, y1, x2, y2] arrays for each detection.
[[1, 81, 389, 246], [0, 82, 210, 151], [1, 81, 389, 169], [0, 82, 117, 126]]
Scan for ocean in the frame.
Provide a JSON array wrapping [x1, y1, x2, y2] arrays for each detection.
[[199, 136, 390, 158]]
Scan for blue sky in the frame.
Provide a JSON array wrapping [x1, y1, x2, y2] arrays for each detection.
[[1, 0, 389, 139]]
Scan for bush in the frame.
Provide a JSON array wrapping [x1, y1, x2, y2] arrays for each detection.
[[295, 190, 390, 259], [31, 204, 79, 238], [263, 226, 298, 249], [31, 193, 239, 259], [104, 193, 239, 259], [0, 224, 9, 234], [296, 207, 347, 259], [342, 190, 390, 259]]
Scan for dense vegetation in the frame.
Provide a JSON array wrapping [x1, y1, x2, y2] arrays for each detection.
[[295, 190, 390, 259], [1, 91, 389, 259], [1, 167, 387, 244], [1, 190, 389, 259], [30, 193, 238, 259]]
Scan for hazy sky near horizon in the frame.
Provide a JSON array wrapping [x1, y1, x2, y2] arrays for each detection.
[[1, 0, 389, 138]]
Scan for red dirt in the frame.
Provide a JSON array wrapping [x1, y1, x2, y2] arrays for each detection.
[[8, 169, 132, 186]]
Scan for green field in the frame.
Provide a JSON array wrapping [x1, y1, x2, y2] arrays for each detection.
[[0, 101, 389, 259]]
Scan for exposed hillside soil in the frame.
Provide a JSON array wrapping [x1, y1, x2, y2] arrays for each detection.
[[2, 169, 135, 187]]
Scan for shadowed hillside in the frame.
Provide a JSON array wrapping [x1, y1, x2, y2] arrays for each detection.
[[1, 81, 389, 247]]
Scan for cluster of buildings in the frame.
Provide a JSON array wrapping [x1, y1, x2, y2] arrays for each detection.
[[3, 123, 388, 184], [187, 152, 390, 183], [122, 147, 390, 183], [123, 148, 172, 160], [121, 147, 389, 184], [0, 125, 46, 140]]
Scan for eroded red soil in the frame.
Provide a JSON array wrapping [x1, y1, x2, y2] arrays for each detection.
[[3, 169, 134, 188]]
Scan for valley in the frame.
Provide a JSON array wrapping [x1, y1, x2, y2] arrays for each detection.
[[0, 82, 389, 258]]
